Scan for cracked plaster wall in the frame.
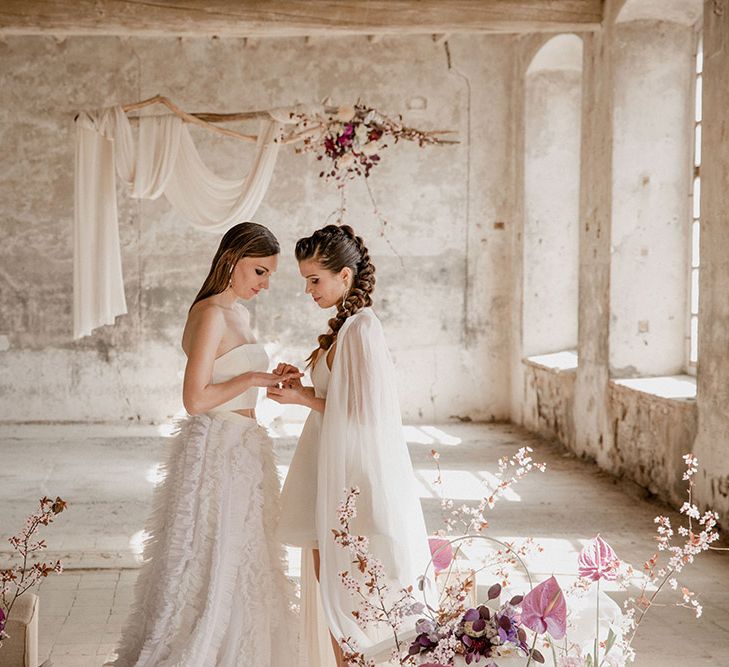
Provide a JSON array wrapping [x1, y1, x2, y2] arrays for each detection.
[[0, 34, 515, 424]]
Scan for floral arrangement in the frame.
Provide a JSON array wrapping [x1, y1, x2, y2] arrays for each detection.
[[0, 496, 67, 647], [409, 585, 537, 665], [290, 103, 456, 184], [332, 450, 724, 667]]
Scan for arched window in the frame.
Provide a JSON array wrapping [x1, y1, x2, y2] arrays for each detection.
[[522, 35, 583, 360], [687, 34, 702, 371]]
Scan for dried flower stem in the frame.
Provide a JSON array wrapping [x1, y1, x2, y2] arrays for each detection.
[[1, 496, 66, 642]]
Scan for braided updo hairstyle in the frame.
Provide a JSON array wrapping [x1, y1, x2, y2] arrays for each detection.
[[295, 224, 376, 363]]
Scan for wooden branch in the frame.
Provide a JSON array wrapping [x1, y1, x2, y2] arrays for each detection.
[[0, 1, 602, 36], [191, 104, 339, 124], [122, 95, 258, 142], [121, 96, 323, 145], [115, 96, 459, 147], [190, 110, 272, 123]]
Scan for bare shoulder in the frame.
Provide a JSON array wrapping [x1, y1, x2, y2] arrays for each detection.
[[188, 299, 227, 328], [182, 300, 226, 353]]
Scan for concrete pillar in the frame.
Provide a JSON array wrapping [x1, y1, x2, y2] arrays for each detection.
[[573, 21, 616, 464], [693, 0, 729, 518]]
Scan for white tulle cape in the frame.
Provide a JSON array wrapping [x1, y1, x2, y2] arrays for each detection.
[[313, 308, 432, 661]]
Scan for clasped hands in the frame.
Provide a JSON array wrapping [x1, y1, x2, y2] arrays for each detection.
[[266, 362, 311, 406]]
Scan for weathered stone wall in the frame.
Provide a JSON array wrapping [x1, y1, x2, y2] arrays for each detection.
[[514, 0, 717, 520], [522, 363, 576, 450], [609, 384, 698, 506], [0, 34, 515, 424]]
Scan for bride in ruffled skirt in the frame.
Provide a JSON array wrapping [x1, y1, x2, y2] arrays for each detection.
[[110, 222, 300, 667]]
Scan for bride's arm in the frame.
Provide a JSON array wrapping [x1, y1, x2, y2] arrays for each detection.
[[266, 384, 326, 414], [183, 308, 300, 415]]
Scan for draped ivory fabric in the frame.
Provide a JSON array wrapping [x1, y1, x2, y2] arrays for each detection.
[[73, 106, 285, 338], [313, 309, 433, 662]]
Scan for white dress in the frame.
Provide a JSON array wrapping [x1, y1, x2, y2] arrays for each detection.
[[278, 348, 330, 548], [111, 343, 295, 667], [279, 309, 432, 666]]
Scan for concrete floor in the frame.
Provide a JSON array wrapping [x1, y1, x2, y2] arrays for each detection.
[[2, 421, 728, 666]]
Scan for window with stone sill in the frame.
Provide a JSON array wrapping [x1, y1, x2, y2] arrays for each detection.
[[611, 375, 696, 401], [686, 32, 702, 375], [522, 36, 582, 366], [524, 350, 578, 373]]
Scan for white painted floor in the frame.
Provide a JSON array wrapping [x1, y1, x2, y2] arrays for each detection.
[[2, 421, 728, 666]]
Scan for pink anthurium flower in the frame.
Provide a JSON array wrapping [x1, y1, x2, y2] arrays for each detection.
[[429, 537, 454, 573], [578, 534, 619, 582], [521, 575, 567, 639]]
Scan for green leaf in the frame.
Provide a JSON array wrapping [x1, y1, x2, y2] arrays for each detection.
[[604, 628, 617, 656]]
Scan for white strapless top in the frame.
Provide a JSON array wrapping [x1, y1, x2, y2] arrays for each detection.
[[209, 343, 269, 413]]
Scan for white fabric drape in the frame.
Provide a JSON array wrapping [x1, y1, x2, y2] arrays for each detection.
[[73, 106, 284, 338], [74, 109, 129, 339], [313, 308, 433, 661]]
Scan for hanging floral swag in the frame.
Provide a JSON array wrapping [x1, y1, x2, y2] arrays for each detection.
[[284, 102, 458, 251], [287, 102, 457, 183]]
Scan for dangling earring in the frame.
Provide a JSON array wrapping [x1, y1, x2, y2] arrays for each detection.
[[342, 282, 350, 305], [228, 264, 234, 289]]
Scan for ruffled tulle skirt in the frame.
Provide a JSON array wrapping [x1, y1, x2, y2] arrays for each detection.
[[110, 412, 296, 667]]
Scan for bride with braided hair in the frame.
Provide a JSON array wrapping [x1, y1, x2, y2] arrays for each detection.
[[269, 224, 431, 666]]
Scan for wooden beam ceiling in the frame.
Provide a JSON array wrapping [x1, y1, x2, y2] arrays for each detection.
[[0, 1, 603, 37]]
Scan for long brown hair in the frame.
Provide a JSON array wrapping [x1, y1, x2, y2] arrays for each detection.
[[191, 222, 280, 309], [295, 224, 376, 363]]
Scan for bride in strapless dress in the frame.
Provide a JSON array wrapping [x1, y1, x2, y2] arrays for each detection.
[[110, 222, 301, 667]]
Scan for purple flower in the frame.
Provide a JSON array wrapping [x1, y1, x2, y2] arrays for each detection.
[[0, 607, 5, 634], [496, 606, 521, 644], [429, 537, 454, 573], [521, 575, 567, 639]]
